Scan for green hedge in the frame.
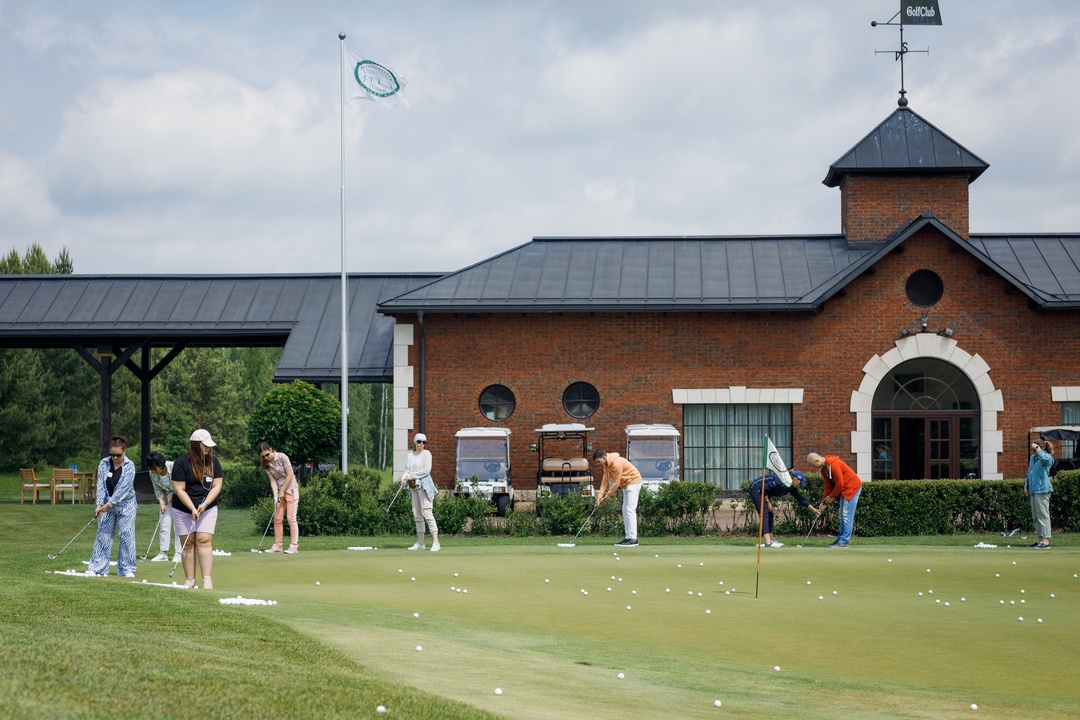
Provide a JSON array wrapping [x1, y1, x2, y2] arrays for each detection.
[[739, 471, 1080, 537], [249, 477, 722, 538]]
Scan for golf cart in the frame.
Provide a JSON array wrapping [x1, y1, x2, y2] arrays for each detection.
[[1028, 425, 1080, 476], [625, 423, 681, 493], [453, 427, 514, 516], [532, 423, 595, 501]]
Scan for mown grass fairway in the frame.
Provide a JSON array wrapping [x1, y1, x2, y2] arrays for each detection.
[[4, 501, 1079, 719]]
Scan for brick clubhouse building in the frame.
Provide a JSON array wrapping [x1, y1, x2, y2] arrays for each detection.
[[379, 103, 1080, 496]]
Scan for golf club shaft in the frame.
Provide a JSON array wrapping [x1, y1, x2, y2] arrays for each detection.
[[802, 513, 821, 544], [141, 511, 164, 561], [255, 500, 276, 550], [169, 512, 200, 577], [49, 515, 97, 559], [571, 503, 600, 542], [386, 482, 405, 513]]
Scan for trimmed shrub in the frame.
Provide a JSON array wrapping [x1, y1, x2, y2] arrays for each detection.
[[219, 463, 268, 509]]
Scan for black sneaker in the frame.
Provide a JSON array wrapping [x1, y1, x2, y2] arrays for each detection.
[[1028, 541, 1041, 548], [614, 539, 629, 546], [1034, 542, 1050, 549], [622, 538, 638, 547]]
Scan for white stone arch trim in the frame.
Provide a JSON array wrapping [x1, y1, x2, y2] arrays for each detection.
[[392, 323, 415, 480], [849, 334, 1003, 480]]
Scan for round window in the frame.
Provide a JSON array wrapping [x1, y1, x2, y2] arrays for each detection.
[[479, 385, 515, 421], [562, 382, 599, 419], [905, 269, 943, 307]]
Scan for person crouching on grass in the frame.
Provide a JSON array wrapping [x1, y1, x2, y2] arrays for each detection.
[[172, 429, 224, 589], [258, 442, 299, 554], [749, 470, 821, 548], [593, 448, 643, 547]]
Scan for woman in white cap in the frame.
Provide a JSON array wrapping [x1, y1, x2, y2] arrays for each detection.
[[172, 429, 224, 588], [401, 432, 440, 551]]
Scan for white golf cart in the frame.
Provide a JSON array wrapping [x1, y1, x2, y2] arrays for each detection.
[[625, 423, 681, 492], [532, 423, 595, 501], [453, 427, 514, 516]]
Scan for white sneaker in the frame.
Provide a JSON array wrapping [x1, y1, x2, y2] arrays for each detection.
[[202, 577, 213, 590], [172, 554, 181, 563], [430, 541, 441, 552], [284, 546, 298, 554], [84, 570, 106, 577], [150, 552, 169, 562], [183, 578, 196, 589], [407, 543, 425, 551], [769, 541, 784, 548], [121, 572, 135, 578]]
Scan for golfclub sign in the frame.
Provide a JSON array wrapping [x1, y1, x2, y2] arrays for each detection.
[[901, 0, 942, 25]]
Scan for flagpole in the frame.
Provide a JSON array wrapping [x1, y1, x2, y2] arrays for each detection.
[[755, 436, 768, 599], [338, 32, 349, 474]]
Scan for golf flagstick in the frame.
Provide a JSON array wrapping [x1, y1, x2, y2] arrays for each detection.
[[754, 460, 767, 599], [141, 511, 165, 561]]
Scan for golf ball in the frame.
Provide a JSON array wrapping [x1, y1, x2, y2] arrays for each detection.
[[961, 598, 966, 602], [608, 587, 612, 592], [666, 588, 671, 593], [819, 596, 824, 600], [411, 577, 415, 581], [413, 613, 419, 618], [928, 589, 933, 594], [832, 591, 838, 595], [714, 700, 723, 707], [398, 569, 403, 573], [626, 605, 632, 610], [632, 590, 637, 595], [700, 562, 704, 566], [1038, 618, 1043, 623], [706, 609, 711, 615], [678, 564, 682, 568], [377, 705, 387, 713], [1051, 593, 1055, 598], [971, 703, 978, 710], [545, 579, 549, 583], [774, 666, 781, 671], [888, 559, 892, 562], [807, 581, 812, 585], [454, 572, 458, 577], [494, 688, 502, 695], [617, 672, 625, 679], [698, 592, 703, 597], [725, 590, 730, 595], [416, 645, 423, 651], [995, 573, 1000, 578], [718, 581, 724, 586], [935, 599, 940, 604], [945, 602, 950, 606], [315, 581, 320, 586], [918, 592, 923, 596], [1020, 589, 1025, 594], [927, 569, 931, 573]]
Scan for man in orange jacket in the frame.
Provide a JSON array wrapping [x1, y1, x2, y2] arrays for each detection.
[[806, 453, 862, 548]]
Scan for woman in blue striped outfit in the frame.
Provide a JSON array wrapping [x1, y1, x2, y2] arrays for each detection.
[[87, 435, 138, 577]]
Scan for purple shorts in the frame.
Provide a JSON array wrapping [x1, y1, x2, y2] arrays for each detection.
[[173, 506, 218, 536]]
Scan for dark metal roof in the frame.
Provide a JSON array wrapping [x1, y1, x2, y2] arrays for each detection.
[[823, 107, 989, 187], [378, 236, 879, 313], [378, 225, 1080, 314], [0, 273, 441, 383]]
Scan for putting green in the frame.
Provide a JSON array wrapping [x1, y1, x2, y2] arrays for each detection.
[[218, 541, 1080, 719]]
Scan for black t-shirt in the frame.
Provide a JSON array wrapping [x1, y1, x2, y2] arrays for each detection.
[[171, 453, 224, 514], [106, 462, 122, 497]]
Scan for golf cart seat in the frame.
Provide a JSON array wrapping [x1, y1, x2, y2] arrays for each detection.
[[542, 458, 589, 474]]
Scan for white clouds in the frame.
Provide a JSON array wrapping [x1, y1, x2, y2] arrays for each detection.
[[1, 1, 1079, 273]]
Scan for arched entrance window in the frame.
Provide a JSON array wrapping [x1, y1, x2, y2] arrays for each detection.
[[871, 358, 980, 480]]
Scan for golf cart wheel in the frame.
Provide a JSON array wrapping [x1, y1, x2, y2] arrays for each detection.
[[495, 494, 511, 517]]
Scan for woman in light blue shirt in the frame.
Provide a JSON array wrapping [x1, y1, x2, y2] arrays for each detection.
[[1025, 439, 1054, 549]]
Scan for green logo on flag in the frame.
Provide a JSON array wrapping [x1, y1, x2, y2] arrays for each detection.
[[354, 60, 402, 99]]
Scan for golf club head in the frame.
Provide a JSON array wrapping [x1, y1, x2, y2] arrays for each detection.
[[47, 553, 57, 559], [250, 548, 259, 553]]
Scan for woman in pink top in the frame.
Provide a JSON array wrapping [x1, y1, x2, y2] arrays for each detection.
[[258, 442, 300, 554]]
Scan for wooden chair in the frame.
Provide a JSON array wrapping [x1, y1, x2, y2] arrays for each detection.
[[21, 468, 51, 504], [50, 467, 79, 505]]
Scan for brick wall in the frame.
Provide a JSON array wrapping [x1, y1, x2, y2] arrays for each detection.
[[398, 229, 1080, 490], [841, 175, 970, 241]]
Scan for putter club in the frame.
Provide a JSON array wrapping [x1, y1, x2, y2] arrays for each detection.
[[385, 483, 405, 514], [169, 514, 199, 578], [47, 515, 97, 560], [558, 502, 600, 548], [797, 513, 822, 547], [141, 511, 165, 561], [251, 500, 276, 553]]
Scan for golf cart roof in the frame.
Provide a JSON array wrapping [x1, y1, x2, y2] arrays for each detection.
[[455, 427, 512, 439], [625, 423, 680, 438], [535, 423, 594, 434], [1030, 426, 1080, 441]]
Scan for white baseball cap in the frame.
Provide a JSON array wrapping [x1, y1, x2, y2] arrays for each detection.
[[190, 428, 216, 447], [414, 433, 427, 443]]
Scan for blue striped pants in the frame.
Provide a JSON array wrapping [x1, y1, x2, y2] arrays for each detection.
[[88, 502, 138, 576]]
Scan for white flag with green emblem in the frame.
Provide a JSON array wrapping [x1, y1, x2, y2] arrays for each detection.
[[345, 47, 409, 108], [763, 436, 793, 487]]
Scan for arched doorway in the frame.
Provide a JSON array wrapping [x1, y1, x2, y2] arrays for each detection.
[[871, 358, 980, 479]]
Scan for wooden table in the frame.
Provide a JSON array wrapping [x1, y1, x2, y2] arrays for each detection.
[[75, 472, 96, 504]]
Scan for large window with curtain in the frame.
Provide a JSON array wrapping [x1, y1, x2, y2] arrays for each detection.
[[682, 404, 793, 492], [1061, 402, 1080, 460]]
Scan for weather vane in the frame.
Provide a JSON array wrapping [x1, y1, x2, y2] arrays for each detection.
[[872, 1, 942, 106]]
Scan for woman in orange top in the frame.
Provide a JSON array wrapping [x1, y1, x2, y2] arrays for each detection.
[[806, 452, 862, 548]]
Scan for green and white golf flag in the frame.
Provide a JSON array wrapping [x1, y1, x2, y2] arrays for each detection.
[[345, 47, 409, 108], [764, 436, 793, 487]]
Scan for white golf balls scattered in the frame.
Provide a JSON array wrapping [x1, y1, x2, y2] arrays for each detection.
[[617, 672, 625, 679], [714, 699, 722, 707], [416, 645, 423, 651], [494, 688, 502, 695]]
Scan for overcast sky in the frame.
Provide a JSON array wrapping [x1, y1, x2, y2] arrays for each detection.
[[1, 1, 1078, 275]]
